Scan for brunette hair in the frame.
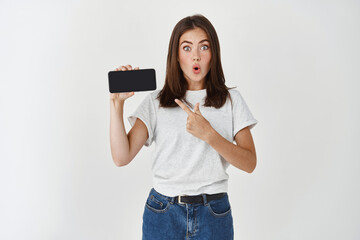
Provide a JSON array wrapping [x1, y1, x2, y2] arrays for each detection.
[[157, 14, 235, 109]]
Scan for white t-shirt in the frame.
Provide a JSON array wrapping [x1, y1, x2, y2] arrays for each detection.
[[127, 88, 258, 197]]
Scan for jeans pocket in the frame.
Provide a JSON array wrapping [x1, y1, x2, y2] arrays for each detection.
[[206, 194, 232, 217], [145, 194, 171, 213]]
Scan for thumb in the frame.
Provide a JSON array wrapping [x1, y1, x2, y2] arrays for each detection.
[[194, 103, 201, 114]]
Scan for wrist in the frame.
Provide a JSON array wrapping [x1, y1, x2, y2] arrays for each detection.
[[111, 99, 124, 106], [205, 127, 217, 144], [110, 99, 125, 113]]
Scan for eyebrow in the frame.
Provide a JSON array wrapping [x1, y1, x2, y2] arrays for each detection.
[[180, 39, 210, 45]]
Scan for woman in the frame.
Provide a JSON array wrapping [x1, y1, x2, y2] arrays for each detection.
[[110, 14, 258, 240]]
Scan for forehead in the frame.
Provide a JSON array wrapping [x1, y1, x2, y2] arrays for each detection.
[[179, 28, 209, 42]]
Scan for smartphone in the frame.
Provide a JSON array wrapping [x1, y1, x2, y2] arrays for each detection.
[[108, 68, 156, 93]]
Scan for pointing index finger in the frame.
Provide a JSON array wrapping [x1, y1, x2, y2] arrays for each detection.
[[174, 99, 193, 115]]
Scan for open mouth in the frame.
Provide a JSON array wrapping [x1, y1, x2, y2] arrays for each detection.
[[193, 64, 201, 74]]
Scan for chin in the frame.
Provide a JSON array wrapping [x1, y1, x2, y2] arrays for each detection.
[[184, 72, 205, 82]]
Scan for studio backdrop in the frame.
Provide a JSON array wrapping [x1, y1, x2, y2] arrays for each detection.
[[1, 0, 359, 239]]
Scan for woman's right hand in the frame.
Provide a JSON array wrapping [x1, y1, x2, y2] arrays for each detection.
[[110, 64, 140, 102]]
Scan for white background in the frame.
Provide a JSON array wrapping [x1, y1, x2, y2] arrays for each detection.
[[1, 0, 359, 239]]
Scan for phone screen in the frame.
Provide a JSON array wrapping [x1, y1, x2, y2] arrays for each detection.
[[108, 68, 156, 93]]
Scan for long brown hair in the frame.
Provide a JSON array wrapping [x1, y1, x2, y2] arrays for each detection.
[[157, 14, 235, 109]]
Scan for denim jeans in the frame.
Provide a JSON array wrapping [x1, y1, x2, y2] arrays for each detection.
[[142, 188, 234, 240]]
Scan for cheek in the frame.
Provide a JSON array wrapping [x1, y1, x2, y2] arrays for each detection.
[[203, 53, 212, 67], [178, 53, 190, 67]]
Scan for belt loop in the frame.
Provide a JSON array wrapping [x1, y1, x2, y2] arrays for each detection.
[[202, 194, 208, 205]]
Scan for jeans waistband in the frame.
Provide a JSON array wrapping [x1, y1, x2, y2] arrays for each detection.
[[150, 188, 227, 205]]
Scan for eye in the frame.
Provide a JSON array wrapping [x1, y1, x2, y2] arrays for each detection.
[[201, 45, 209, 50], [183, 46, 191, 51]]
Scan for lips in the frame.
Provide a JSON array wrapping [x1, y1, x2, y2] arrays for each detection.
[[192, 64, 201, 74]]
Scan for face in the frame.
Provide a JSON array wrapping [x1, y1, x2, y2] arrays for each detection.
[[178, 27, 212, 89]]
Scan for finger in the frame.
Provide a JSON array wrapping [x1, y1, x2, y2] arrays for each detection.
[[125, 64, 132, 70], [134, 67, 140, 70], [194, 103, 201, 114], [120, 66, 127, 71], [174, 99, 193, 115]]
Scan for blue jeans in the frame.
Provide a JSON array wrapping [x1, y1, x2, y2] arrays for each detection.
[[142, 188, 234, 240]]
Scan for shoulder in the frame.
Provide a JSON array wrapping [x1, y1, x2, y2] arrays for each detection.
[[228, 88, 252, 109], [228, 88, 242, 103], [144, 90, 161, 110], [142, 89, 161, 102], [228, 88, 241, 97], [149, 89, 161, 99]]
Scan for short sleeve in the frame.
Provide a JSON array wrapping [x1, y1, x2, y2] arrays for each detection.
[[127, 93, 157, 147], [232, 90, 258, 141]]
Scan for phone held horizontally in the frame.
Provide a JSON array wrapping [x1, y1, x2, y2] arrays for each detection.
[[108, 68, 157, 93]]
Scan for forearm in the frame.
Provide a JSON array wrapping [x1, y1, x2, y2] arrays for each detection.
[[110, 100, 130, 166], [206, 129, 256, 173]]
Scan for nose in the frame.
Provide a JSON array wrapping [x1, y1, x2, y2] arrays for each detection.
[[192, 55, 200, 61], [192, 50, 200, 61]]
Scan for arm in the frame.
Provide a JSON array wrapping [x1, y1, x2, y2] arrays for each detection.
[[110, 99, 130, 166], [109, 64, 149, 167], [173, 99, 256, 173], [110, 98, 149, 167], [206, 126, 257, 173]]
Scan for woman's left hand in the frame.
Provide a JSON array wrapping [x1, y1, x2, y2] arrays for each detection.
[[174, 99, 214, 142]]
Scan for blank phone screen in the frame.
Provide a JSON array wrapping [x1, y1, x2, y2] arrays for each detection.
[[108, 68, 156, 93]]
